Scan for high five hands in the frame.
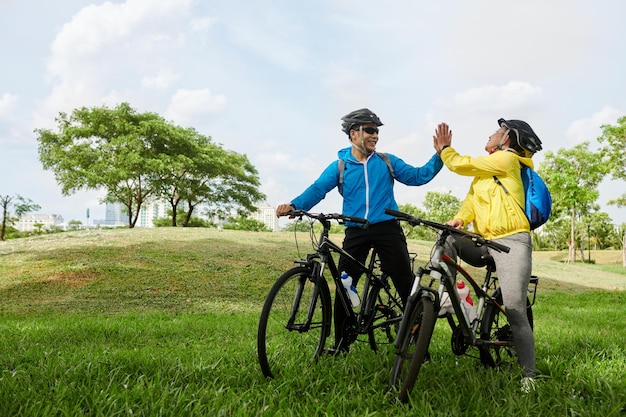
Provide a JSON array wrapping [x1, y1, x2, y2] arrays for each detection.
[[433, 123, 452, 155]]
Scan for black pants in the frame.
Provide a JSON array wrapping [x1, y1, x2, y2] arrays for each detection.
[[334, 220, 413, 347]]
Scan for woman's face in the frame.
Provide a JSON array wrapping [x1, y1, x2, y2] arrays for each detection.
[[485, 126, 508, 154]]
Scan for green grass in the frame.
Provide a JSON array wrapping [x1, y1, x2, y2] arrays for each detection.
[[0, 229, 625, 416]]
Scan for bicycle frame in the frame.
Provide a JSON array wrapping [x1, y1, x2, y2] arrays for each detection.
[[384, 207, 540, 402], [288, 212, 403, 344], [418, 229, 500, 350]]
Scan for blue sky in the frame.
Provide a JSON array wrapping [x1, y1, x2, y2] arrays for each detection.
[[1, 0, 625, 225]]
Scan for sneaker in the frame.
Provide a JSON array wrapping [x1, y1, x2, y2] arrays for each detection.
[[521, 377, 536, 393]]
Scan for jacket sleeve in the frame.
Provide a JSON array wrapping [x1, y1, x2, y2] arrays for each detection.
[[391, 153, 444, 186], [440, 147, 511, 177], [290, 160, 340, 211]]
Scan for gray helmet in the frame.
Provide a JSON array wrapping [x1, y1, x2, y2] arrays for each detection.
[[498, 118, 542, 156], [341, 108, 383, 134]]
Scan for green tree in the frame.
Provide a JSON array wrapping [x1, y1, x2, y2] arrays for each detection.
[[36, 103, 168, 228], [0, 194, 40, 241], [598, 115, 626, 266], [36, 103, 265, 229], [174, 146, 265, 227], [68, 220, 82, 230], [223, 216, 270, 232], [422, 191, 461, 224], [153, 212, 213, 228], [395, 192, 460, 241], [539, 216, 570, 251], [396, 203, 428, 240], [539, 142, 607, 263]]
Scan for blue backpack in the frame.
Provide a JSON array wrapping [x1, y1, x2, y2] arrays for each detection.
[[494, 164, 552, 230]]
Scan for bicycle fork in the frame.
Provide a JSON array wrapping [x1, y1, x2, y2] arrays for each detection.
[[393, 268, 436, 352]]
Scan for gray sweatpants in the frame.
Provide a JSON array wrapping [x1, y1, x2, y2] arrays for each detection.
[[443, 232, 536, 377]]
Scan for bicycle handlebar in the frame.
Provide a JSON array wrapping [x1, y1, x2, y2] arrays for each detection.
[[286, 209, 369, 227], [385, 208, 510, 253]]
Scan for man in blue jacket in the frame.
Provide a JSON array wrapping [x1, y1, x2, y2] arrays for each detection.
[[276, 108, 446, 353]]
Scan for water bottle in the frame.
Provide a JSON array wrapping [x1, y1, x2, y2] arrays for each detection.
[[456, 281, 477, 322], [341, 271, 360, 308]]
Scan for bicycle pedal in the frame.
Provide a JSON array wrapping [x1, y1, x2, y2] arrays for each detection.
[[321, 347, 349, 356]]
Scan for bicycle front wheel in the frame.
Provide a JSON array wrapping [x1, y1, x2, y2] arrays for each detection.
[[257, 267, 332, 379], [389, 296, 436, 403]]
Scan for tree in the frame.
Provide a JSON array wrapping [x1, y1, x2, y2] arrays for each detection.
[[68, 220, 83, 230], [223, 216, 270, 232], [539, 142, 607, 262], [598, 115, 626, 266], [396, 203, 428, 240], [36, 103, 265, 229], [0, 194, 40, 240], [36, 103, 168, 228], [422, 191, 461, 224], [155, 129, 265, 227]]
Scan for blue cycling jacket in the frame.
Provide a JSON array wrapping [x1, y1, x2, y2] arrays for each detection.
[[290, 147, 443, 226]]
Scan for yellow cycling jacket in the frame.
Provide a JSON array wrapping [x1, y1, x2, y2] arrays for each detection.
[[440, 147, 533, 239]]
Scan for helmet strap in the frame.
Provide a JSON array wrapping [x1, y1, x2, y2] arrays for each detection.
[[496, 129, 511, 150], [354, 126, 370, 156]]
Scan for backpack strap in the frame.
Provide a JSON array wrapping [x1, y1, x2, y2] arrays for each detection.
[[377, 152, 395, 180], [338, 152, 395, 196], [493, 175, 510, 194], [338, 158, 346, 196], [493, 168, 524, 215]]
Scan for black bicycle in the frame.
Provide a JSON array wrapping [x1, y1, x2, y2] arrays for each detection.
[[385, 208, 538, 403], [257, 210, 409, 379]]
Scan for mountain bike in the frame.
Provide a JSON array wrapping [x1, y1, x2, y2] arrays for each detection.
[[257, 210, 409, 379], [385, 208, 538, 403]]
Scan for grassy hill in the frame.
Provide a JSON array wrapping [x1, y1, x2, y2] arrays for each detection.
[[0, 228, 624, 416], [1, 228, 624, 314]]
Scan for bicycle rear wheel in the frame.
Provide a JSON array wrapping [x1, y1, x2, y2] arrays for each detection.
[[366, 276, 402, 351], [479, 288, 533, 368], [257, 266, 332, 378], [388, 296, 436, 403]]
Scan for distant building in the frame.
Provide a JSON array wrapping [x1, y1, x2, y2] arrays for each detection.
[[104, 203, 129, 226], [104, 201, 277, 230], [249, 204, 280, 232], [15, 213, 64, 232], [105, 201, 168, 228], [136, 201, 169, 228]]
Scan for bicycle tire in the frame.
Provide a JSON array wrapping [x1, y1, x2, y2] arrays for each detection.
[[479, 288, 533, 368], [366, 277, 401, 351], [389, 296, 436, 403], [257, 266, 332, 378]]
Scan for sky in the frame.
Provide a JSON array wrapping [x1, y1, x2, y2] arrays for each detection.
[[2, 0, 626, 227]]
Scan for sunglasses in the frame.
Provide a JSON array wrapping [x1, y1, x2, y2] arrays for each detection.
[[357, 126, 379, 135]]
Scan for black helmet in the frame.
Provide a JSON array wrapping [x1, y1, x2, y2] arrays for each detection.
[[341, 108, 383, 134], [498, 118, 542, 156]]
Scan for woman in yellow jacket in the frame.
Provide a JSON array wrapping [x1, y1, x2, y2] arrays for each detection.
[[433, 118, 543, 392]]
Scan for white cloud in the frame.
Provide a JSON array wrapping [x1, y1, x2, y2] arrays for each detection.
[[2, 0, 626, 225], [442, 0, 594, 80], [190, 16, 216, 32], [141, 69, 180, 90], [34, 0, 195, 128], [226, 8, 311, 72], [446, 82, 542, 111], [567, 106, 623, 144], [165, 88, 227, 126], [0, 93, 18, 119]]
